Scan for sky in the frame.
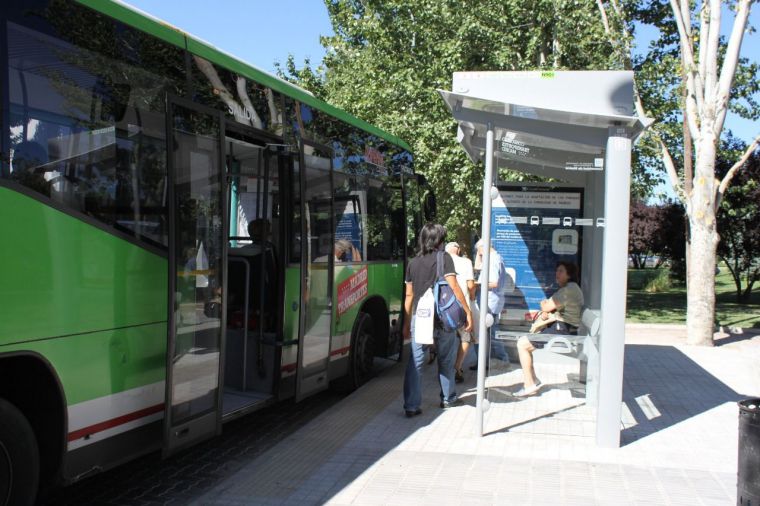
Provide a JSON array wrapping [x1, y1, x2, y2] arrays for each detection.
[[124, 0, 332, 75], [125, 0, 758, 147]]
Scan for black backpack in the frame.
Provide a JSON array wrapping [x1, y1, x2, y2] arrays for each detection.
[[433, 251, 467, 331]]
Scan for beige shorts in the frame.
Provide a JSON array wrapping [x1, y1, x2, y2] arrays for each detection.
[[457, 328, 475, 343]]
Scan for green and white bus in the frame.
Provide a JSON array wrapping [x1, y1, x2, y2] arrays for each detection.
[[0, 1, 435, 503]]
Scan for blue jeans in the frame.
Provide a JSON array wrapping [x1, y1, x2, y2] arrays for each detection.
[[474, 312, 510, 362], [403, 323, 459, 411]]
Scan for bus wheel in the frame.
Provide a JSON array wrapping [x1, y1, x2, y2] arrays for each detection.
[[0, 399, 39, 506], [349, 312, 375, 390]]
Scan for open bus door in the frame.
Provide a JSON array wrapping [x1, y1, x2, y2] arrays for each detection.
[[295, 140, 334, 401], [163, 96, 227, 456]]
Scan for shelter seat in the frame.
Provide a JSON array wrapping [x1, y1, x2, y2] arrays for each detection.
[[494, 309, 600, 382]]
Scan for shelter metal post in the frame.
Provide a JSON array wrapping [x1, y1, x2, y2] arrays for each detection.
[[596, 126, 632, 447], [476, 123, 495, 436]]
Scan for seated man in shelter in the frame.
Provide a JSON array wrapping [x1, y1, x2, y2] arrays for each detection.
[[515, 261, 583, 397]]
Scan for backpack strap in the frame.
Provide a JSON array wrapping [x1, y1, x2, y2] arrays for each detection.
[[435, 251, 455, 310], [436, 250, 445, 282]]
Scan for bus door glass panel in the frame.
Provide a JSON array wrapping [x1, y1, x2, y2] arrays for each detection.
[[225, 135, 280, 393], [333, 172, 366, 263], [165, 100, 225, 455], [365, 176, 404, 261], [282, 155, 302, 383], [296, 142, 333, 400], [226, 138, 278, 331]]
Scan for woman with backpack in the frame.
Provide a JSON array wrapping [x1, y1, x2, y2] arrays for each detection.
[[402, 223, 473, 417]]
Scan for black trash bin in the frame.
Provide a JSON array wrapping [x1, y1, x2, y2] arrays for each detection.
[[739, 399, 760, 505]]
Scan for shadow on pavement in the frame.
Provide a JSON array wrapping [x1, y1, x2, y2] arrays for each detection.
[[714, 328, 760, 347], [620, 344, 746, 446]]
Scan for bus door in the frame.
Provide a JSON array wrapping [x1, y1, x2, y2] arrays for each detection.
[[223, 129, 284, 416], [164, 97, 227, 456], [295, 141, 334, 401]]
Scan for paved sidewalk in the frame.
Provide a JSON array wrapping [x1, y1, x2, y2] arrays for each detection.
[[195, 325, 760, 505]]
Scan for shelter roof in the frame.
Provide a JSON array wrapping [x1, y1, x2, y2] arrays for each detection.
[[438, 71, 651, 179]]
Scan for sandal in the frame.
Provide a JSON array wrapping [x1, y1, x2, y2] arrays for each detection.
[[514, 381, 542, 397]]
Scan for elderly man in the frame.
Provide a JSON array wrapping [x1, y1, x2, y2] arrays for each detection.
[[470, 238, 510, 370]]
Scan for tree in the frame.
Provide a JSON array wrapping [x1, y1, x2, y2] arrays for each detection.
[[597, 0, 760, 345], [657, 200, 688, 280], [629, 200, 661, 268], [716, 139, 760, 302], [279, 0, 620, 247], [629, 199, 686, 269]]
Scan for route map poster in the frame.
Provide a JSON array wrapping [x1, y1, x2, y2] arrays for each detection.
[[490, 186, 584, 324]]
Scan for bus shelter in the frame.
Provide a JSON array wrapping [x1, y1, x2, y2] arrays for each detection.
[[438, 71, 650, 447]]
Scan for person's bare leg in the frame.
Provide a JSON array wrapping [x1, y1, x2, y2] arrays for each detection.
[[517, 337, 538, 387], [455, 340, 469, 372]]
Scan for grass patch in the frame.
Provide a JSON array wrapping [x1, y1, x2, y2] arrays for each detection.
[[626, 263, 760, 328]]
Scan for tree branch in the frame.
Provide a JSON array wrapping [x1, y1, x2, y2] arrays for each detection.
[[716, 134, 760, 209], [265, 88, 284, 136], [698, 1, 709, 82], [596, 0, 632, 67], [235, 76, 264, 130], [192, 55, 249, 126], [702, 0, 722, 103], [608, 0, 623, 18], [714, 0, 753, 134], [596, 0, 612, 34], [659, 138, 687, 204], [596, 0, 686, 204], [669, 0, 702, 140]]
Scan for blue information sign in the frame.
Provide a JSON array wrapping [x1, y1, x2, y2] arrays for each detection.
[[490, 186, 583, 324]]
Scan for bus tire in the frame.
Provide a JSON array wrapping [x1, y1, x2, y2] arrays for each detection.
[[348, 312, 375, 390], [0, 398, 39, 506]]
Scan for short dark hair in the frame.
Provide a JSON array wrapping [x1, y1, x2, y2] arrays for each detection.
[[417, 223, 446, 256], [248, 218, 270, 238], [556, 261, 579, 283]]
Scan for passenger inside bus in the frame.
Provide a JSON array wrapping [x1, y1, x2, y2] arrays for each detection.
[[334, 239, 361, 262], [228, 219, 278, 332], [245, 218, 275, 253]]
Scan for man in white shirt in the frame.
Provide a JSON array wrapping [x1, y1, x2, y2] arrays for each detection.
[[445, 242, 476, 383]]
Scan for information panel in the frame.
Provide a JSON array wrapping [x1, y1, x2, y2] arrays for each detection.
[[491, 186, 583, 324]]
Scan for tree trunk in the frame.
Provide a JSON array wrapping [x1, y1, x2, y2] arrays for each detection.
[[686, 141, 720, 346], [729, 264, 743, 303], [683, 106, 692, 287], [740, 281, 755, 303], [687, 217, 718, 344]]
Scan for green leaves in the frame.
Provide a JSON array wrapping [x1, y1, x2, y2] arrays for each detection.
[[629, 0, 760, 199], [282, 0, 621, 237]]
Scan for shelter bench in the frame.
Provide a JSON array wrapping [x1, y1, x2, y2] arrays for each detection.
[[494, 308, 600, 384]]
